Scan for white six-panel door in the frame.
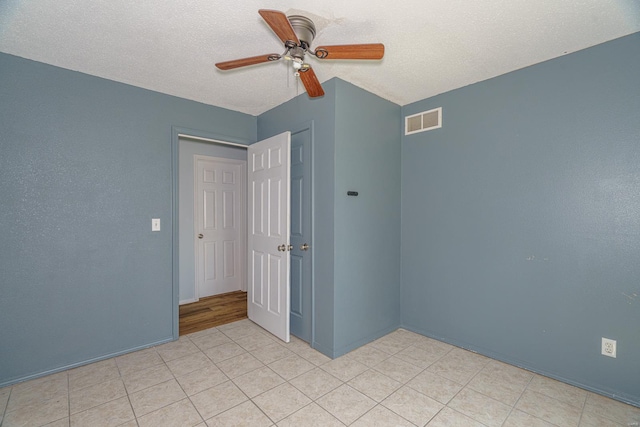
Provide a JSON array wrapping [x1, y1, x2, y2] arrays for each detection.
[[195, 156, 246, 298], [248, 132, 291, 342]]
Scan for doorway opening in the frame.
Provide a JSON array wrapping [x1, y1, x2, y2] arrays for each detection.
[[171, 125, 314, 343], [176, 133, 248, 307]]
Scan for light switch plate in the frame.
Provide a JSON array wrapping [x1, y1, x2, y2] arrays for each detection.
[[152, 218, 161, 231]]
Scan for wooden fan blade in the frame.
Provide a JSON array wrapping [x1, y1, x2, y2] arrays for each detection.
[[258, 9, 300, 45], [215, 54, 281, 70], [298, 67, 324, 98], [314, 43, 385, 60]]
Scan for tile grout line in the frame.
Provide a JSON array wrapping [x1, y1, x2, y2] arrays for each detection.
[[126, 337, 194, 425], [237, 329, 339, 425], [176, 333, 221, 426], [498, 372, 536, 427], [129, 350, 170, 427], [402, 346, 492, 426], [387, 345, 469, 426], [346, 335, 456, 426], [574, 387, 589, 427], [187, 327, 277, 426], [66, 369, 71, 425], [0, 386, 9, 427], [238, 332, 311, 426]]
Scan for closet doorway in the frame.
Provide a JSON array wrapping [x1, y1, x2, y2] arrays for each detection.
[[173, 126, 314, 344]]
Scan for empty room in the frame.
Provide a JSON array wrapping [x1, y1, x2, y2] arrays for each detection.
[[1, 1, 639, 426]]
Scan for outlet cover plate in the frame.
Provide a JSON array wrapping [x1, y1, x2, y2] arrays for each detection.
[[601, 337, 617, 358]]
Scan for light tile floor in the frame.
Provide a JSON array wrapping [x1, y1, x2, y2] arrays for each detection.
[[1, 319, 639, 426]]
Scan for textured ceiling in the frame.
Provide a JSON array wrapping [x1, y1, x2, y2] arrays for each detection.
[[1, 1, 639, 116]]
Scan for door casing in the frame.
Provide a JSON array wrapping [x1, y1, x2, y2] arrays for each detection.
[[171, 125, 315, 344]]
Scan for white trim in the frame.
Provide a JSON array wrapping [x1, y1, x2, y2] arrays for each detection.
[[239, 162, 247, 292], [178, 133, 249, 148], [179, 298, 199, 305], [404, 107, 442, 135]]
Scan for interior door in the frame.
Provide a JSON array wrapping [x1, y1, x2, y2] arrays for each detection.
[[195, 156, 245, 297], [248, 132, 291, 342], [290, 128, 312, 342]]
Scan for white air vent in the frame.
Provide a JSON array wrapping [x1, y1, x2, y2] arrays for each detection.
[[405, 107, 442, 135]]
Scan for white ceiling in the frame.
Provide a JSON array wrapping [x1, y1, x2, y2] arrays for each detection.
[[1, 1, 639, 116]]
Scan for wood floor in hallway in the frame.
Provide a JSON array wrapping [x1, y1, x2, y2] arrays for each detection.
[[179, 290, 247, 336]]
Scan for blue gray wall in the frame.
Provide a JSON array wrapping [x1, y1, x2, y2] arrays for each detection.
[[401, 33, 640, 405], [333, 80, 401, 355], [258, 79, 402, 357], [0, 53, 256, 386]]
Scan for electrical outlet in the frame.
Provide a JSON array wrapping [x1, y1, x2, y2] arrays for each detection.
[[152, 218, 161, 231], [601, 337, 616, 358]]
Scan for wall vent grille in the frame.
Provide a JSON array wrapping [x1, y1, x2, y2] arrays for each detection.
[[405, 107, 442, 135]]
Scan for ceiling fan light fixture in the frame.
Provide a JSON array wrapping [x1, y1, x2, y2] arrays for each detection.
[[286, 15, 316, 47], [215, 9, 384, 99]]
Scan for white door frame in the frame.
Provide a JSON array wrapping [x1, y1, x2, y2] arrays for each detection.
[[194, 155, 247, 297], [171, 126, 314, 343], [172, 127, 252, 339]]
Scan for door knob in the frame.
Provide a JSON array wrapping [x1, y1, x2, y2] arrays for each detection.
[[288, 244, 293, 251], [278, 244, 286, 252], [300, 243, 309, 251], [197, 234, 204, 239]]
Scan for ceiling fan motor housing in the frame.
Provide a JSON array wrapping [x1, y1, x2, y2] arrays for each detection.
[[287, 15, 316, 48]]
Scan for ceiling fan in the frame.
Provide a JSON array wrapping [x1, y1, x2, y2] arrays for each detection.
[[215, 9, 385, 98]]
